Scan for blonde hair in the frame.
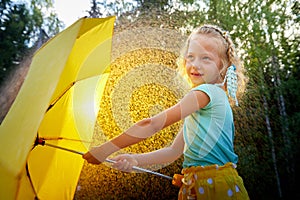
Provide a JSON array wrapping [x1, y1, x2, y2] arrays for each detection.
[[177, 24, 247, 100]]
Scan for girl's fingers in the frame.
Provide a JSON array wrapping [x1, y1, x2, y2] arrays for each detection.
[[112, 158, 134, 172]]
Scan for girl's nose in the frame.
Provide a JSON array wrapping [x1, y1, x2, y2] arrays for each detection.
[[186, 58, 201, 69], [191, 63, 201, 70]]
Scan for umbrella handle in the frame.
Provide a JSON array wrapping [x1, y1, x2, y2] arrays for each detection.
[[37, 140, 173, 180]]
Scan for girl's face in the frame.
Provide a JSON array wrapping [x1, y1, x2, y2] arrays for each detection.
[[185, 34, 223, 87]]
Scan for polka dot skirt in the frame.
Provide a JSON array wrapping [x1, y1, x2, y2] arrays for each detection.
[[177, 163, 249, 200]]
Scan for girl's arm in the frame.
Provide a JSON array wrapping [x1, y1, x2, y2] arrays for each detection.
[[112, 129, 184, 171], [83, 90, 209, 164]]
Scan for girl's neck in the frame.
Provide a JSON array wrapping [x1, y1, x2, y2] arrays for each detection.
[[192, 83, 226, 91]]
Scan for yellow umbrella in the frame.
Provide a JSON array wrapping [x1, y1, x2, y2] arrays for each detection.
[[0, 16, 115, 200]]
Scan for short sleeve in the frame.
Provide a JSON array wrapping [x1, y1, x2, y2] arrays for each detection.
[[191, 84, 216, 109]]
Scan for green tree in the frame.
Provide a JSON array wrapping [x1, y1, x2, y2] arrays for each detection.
[[0, 0, 63, 122], [0, 0, 63, 85], [0, 1, 32, 84]]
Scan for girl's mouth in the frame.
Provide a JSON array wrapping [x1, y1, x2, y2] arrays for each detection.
[[191, 72, 203, 77]]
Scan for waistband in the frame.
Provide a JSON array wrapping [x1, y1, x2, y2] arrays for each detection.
[[172, 162, 238, 187], [182, 162, 237, 176]]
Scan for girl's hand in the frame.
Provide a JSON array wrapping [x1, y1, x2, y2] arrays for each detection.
[[111, 154, 138, 172]]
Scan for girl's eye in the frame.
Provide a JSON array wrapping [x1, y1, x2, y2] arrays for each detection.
[[202, 56, 210, 60], [186, 55, 194, 61]]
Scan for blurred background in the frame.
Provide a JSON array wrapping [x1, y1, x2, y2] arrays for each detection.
[[0, 0, 299, 199]]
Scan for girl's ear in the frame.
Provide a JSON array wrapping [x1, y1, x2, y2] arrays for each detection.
[[219, 64, 227, 80]]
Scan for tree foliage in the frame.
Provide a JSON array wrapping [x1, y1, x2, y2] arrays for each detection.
[[0, 1, 32, 84], [0, 0, 63, 85]]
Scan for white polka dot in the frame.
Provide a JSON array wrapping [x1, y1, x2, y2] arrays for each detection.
[[227, 189, 233, 197], [235, 185, 240, 192], [207, 178, 213, 184], [216, 165, 219, 169], [198, 187, 205, 194]]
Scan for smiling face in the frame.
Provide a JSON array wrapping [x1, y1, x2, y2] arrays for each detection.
[[185, 34, 223, 87]]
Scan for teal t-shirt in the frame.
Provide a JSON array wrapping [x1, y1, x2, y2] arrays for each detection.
[[182, 84, 238, 168]]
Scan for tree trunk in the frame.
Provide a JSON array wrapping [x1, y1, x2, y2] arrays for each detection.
[[258, 58, 282, 198], [262, 94, 282, 198], [272, 54, 294, 191]]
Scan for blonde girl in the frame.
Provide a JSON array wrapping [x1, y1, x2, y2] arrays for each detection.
[[83, 24, 249, 200]]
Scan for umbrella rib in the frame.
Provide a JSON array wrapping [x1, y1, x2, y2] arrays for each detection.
[[46, 81, 75, 112], [46, 71, 109, 112], [40, 136, 92, 143], [25, 162, 39, 199]]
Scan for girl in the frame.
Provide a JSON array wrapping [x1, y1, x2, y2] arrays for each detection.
[[83, 24, 249, 200]]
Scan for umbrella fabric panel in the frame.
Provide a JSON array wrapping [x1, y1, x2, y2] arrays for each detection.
[[0, 18, 84, 200], [0, 16, 115, 200], [72, 74, 110, 148], [0, 18, 83, 175], [49, 18, 114, 107], [26, 18, 114, 199], [26, 69, 110, 200]]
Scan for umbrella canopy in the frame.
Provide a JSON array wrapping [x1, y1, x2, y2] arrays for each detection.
[[0, 16, 115, 200]]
